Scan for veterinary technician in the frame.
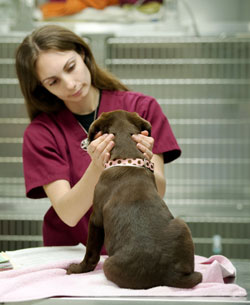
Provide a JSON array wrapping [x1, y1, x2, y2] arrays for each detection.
[[15, 25, 181, 253]]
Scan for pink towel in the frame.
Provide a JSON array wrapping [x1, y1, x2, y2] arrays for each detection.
[[0, 255, 247, 302]]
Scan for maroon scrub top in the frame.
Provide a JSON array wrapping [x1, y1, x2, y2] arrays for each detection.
[[22, 90, 181, 252]]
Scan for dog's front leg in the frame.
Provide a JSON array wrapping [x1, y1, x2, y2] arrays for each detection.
[[67, 216, 104, 275]]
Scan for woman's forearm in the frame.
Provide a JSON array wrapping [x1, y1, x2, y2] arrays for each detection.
[[155, 172, 166, 198], [152, 154, 166, 198], [43, 161, 102, 227]]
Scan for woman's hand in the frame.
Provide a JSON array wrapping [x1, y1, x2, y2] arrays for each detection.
[[87, 132, 115, 170], [132, 130, 154, 160]]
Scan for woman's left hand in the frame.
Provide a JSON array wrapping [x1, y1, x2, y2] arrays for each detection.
[[132, 131, 154, 160]]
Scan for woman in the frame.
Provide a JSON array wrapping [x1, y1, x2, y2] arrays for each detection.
[[15, 25, 181, 252]]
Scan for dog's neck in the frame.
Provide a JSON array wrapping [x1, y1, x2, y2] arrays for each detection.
[[104, 158, 154, 172], [105, 133, 154, 172]]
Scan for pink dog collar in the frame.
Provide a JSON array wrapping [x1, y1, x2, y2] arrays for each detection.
[[104, 158, 154, 172]]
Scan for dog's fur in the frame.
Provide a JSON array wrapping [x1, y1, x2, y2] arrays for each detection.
[[67, 110, 202, 289]]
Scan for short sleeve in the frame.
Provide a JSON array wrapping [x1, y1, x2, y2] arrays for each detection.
[[23, 122, 70, 199], [139, 97, 181, 163]]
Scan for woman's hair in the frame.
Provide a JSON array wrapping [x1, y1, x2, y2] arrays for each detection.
[[15, 25, 129, 121]]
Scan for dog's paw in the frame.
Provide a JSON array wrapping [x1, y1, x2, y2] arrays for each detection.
[[66, 263, 84, 275]]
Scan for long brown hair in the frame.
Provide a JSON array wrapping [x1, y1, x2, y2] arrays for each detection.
[[15, 25, 128, 121]]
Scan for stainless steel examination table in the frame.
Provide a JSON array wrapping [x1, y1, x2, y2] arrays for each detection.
[[2, 260, 249, 305]]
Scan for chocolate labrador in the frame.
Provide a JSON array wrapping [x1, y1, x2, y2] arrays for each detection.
[[67, 110, 202, 289]]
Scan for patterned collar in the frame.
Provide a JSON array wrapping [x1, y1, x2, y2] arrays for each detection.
[[104, 158, 154, 173]]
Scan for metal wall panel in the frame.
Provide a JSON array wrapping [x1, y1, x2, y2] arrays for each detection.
[[0, 35, 249, 258], [0, 37, 39, 250], [106, 37, 250, 259], [0, 35, 90, 251]]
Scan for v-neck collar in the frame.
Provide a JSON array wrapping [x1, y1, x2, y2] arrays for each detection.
[[57, 90, 102, 140]]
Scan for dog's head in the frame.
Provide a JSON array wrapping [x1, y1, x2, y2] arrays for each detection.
[[88, 110, 152, 159], [88, 110, 151, 142]]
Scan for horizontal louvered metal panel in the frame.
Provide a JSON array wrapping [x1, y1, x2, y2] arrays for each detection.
[[0, 121, 27, 137], [0, 198, 50, 220], [107, 62, 250, 79], [188, 220, 250, 239], [107, 37, 250, 59], [0, 38, 22, 59], [166, 181, 250, 201], [0, 163, 23, 177], [0, 240, 43, 251], [0, 82, 22, 98], [194, 240, 250, 259], [122, 83, 250, 99], [0, 60, 16, 78], [0, 143, 22, 156], [165, 162, 250, 180], [0, 99, 26, 118], [0, 221, 42, 236], [0, 33, 249, 259], [169, 120, 249, 138], [160, 99, 250, 119], [0, 182, 25, 197], [167, 196, 249, 208], [179, 142, 250, 159]]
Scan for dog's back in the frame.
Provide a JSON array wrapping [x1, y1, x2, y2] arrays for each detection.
[[95, 163, 202, 289]]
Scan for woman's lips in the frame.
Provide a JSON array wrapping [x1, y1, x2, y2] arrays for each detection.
[[72, 88, 82, 97]]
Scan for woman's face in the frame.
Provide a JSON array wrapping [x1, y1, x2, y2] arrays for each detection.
[[36, 49, 92, 110]]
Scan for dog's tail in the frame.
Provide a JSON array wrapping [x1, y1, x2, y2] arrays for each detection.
[[165, 271, 202, 289]]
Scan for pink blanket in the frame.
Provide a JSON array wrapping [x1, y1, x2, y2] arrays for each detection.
[[0, 255, 247, 302]]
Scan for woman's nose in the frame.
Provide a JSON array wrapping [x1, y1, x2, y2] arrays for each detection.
[[62, 75, 76, 90]]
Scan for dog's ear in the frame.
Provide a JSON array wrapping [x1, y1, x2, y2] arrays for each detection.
[[131, 112, 152, 136], [88, 113, 111, 142], [140, 119, 152, 136], [88, 120, 100, 142]]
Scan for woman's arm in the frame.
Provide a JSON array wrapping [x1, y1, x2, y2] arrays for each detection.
[[43, 133, 115, 227], [132, 132, 166, 198], [151, 153, 166, 198]]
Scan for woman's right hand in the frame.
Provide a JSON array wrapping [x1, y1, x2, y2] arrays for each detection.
[[87, 132, 115, 170]]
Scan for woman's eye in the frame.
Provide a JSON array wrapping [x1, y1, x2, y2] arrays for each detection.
[[49, 79, 57, 86], [68, 63, 75, 72]]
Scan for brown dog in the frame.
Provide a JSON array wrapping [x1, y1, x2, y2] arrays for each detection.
[[67, 110, 202, 289]]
